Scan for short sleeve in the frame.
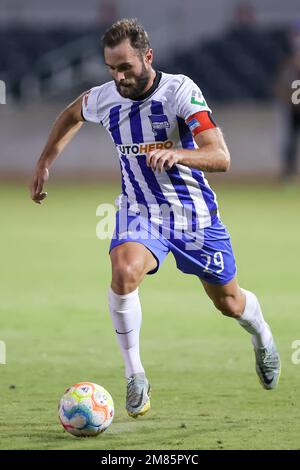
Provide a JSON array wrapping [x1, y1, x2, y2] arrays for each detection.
[[81, 87, 102, 123], [175, 76, 211, 121]]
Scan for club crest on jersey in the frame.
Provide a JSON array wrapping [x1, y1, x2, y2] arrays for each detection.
[[148, 114, 170, 136]]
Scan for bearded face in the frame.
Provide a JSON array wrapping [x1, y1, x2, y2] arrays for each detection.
[[104, 39, 154, 100]]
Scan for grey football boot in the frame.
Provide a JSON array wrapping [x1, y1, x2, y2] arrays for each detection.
[[126, 373, 151, 418], [252, 338, 281, 390]]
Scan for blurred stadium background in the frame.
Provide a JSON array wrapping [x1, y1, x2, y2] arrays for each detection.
[[1, 0, 300, 451], [1, 0, 300, 180]]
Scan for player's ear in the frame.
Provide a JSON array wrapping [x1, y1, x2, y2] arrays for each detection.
[[144, 48, 153, 65]]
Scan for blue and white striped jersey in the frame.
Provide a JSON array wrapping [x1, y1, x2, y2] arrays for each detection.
[[82, 71, 219, 229]]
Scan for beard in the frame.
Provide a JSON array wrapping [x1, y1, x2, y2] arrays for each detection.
[[115, 64, 152, 100]]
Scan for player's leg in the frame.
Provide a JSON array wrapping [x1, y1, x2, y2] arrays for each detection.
[[108, 209, 169, 417], [109, 242, 156, 417], [201, 276, 271, 341], [169, 216, 280, 389], [109, 243, 156, 376], [201, 276, 281, 389], [110, 241, 157, 294], [109, 241, 158, 377]]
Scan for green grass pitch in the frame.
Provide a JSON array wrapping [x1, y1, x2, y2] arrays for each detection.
[[0, 181, 300, 450]]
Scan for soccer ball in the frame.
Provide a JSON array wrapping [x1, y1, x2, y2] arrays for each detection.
[[58, 382, 114, 437]]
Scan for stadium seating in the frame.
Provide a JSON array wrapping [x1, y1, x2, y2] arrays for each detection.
[[0, 26, 290, 101], [163, 26, 290, 102], [0, 28, 99, 99]]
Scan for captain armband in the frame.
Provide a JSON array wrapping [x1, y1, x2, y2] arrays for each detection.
[[186, 111, 217, 137]]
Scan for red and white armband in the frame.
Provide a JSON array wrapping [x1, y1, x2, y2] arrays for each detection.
[[186, 111, 217, 137]]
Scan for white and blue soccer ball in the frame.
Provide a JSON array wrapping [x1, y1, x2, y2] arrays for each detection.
[[58, 382, 114, 437]]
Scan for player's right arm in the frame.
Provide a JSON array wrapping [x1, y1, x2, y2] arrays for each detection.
[[30, 92, 86, 204]]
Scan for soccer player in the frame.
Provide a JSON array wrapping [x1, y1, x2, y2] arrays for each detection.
[[30, 18, 281, 418]]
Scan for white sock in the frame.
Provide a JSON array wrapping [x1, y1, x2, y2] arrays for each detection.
[[108, 287, 144, 378], [237, 288, 273, 348]]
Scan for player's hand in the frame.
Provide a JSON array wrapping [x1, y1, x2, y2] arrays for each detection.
[[30, 166, 49, 204], [146, 150, 180, 172]]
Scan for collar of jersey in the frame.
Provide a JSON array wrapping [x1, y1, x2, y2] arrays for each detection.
[[133, 70, 162, 102]]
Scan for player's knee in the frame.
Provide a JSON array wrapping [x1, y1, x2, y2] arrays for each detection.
[[213, 295, 242, 318], [112, 259, 145, 290]]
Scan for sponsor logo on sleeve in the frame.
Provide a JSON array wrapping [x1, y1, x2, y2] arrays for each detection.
[[191, 90, 206, 106]]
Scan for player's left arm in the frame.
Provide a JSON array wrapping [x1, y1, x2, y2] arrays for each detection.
[[179, 126, 230, 172], [147, 124, 230, 173], [147, 75, 230, 173]]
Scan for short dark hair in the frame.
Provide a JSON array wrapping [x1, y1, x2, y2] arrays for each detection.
[[102, 18, 150, 54]]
